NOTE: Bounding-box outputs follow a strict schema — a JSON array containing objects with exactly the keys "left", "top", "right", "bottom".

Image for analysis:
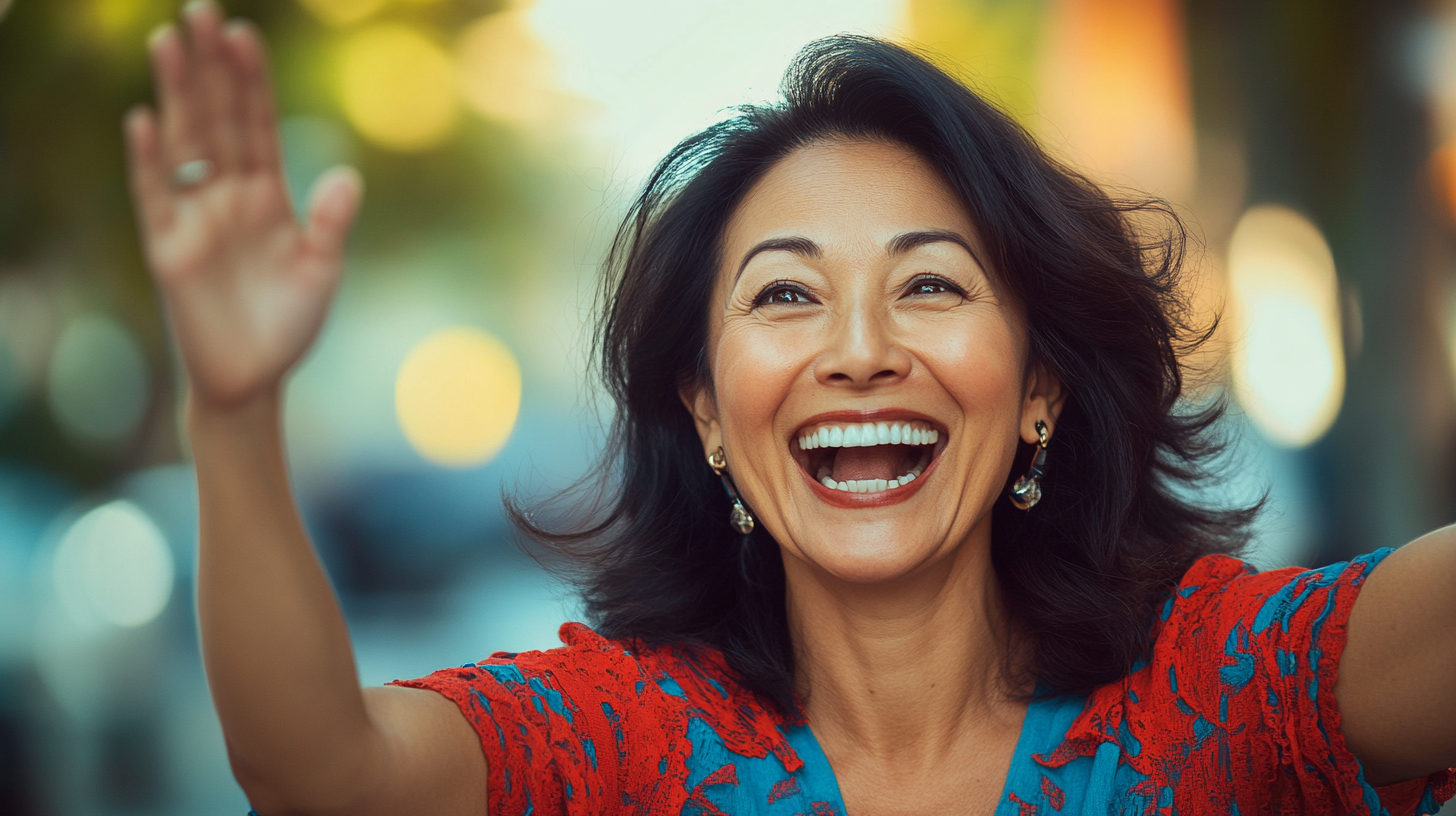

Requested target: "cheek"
[
  {"left": 712, "top": 322, "right": 817, "bottom": 434},
  {"left": 909, "top": 312, "right": 1025, "bottom": 408}
]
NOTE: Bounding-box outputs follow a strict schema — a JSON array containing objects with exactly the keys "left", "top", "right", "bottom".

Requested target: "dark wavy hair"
[{"left": 509, "top": 35, "right": 1257, "bottom": 714}]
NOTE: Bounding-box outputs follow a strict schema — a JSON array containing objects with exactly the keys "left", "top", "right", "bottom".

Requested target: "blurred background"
[{"left": 2, "top": 0, "right": 1455, "bottom": 812}]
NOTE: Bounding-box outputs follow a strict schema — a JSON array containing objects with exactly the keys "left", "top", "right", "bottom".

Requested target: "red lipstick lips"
[{"left": 790, "top": 409, "right": 946, "bottom": 508}]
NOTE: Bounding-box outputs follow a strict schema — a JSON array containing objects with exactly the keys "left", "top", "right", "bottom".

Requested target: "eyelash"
[
  {"left": 753, "top": 281, "right": 816, "bottom": 306},
  {"left": 903, "top": 275, "right": 967, "bottom": 298},
  {"left": 750, "top": 275, "right": 967, "bottom": 307}
]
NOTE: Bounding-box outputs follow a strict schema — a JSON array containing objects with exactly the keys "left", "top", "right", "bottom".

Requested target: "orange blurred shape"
[
  {"left": 1039, "top": 0, "right": 1196, "bottom": 201},
  {"left": 1432, "top": 141, "right": 1456, "bottom": 223}
]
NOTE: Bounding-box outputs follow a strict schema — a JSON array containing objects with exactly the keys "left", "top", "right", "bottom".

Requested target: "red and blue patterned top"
[{"left": 393, "top": 549, "right": 1456, "bottom": 815}]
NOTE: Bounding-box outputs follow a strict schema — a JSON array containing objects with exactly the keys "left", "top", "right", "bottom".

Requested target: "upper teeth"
[{"left": 798, "top": 422, "right": 939, "bottom": 450}]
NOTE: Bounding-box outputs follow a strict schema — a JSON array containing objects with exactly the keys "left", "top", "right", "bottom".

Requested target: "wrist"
[{"left": 186, "top": 384, "right": 285, "bottom": 443}]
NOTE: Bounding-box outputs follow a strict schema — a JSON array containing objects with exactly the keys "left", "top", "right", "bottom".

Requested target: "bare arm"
[
  {"left": 1336, "top": 528, "right": 1456, "bottom": 786},
  {"left": 125, "top": 3, "right": 485, "bottom": 813}
]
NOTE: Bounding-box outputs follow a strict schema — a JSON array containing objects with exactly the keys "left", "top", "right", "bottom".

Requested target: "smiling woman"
[
  {"left": 123, "top": 4, "right": 1456, "bottom": 816},
  {"left": 506, "top": 41, "right": 1247, "bottom": 714}
]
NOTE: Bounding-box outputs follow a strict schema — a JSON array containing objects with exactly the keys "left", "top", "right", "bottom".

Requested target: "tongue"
[{"left": 831, "top": 446, "right": 904, "bottom": 482}]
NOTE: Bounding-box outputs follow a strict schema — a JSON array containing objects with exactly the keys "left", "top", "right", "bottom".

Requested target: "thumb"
[{"left": 304, "top": 165, "right": 364, "bottom": 260}]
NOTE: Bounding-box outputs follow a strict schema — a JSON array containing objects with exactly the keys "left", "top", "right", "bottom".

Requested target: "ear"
[
  {"left": 1020, "top": 358, "right": 1067, "bottom": 444},
  {"left": 678, "top": 380, "right": 723, "bottom": 457}
]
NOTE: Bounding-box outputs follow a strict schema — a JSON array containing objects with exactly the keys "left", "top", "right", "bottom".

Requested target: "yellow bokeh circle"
[
  {"left": 337, "top": 24, "right": 458, "bottom": 151},
  {"left": 457, "top": 11, "right": 556, "bottom": 125},
  {"left": 395, "top": 327, "right": 522, "bottom": 468}
]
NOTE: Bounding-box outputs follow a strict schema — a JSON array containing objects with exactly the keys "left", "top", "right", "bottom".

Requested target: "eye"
[
  {"left": 754, "top": 282, "right": 817, "bottom": 306},
  {"left": 903, "top": 275, "right": 965, "bottom": 298}
]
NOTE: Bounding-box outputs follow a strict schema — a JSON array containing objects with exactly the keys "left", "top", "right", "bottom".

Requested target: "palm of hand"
[
  {"left": 154, "top": 174, "right": 337, "bottom": 405},
  {"left": 125, "top": 4, "right": 361, "bottom": 408}
]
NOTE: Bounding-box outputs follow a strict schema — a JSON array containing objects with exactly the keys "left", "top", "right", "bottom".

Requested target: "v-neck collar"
[
  {"left": 782, "top": 692, "right": 1087, "bottom": 815},
  {"left": 995, "top": 693, "right": 1089, "bottom": 813}
]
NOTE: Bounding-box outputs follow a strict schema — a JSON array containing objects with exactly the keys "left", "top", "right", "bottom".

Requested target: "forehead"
[{"left": 721, "top": 138, "right": 978, "bottom": 254}]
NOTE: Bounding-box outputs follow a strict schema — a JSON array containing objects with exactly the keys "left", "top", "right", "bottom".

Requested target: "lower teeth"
[{"left": 820, "top": 470, "right": 919, "bottom": 493}]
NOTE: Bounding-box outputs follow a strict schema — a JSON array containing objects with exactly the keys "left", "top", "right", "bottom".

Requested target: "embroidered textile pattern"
[{"left": 392, "top": 549, "right": 1456, "bottom": 816}]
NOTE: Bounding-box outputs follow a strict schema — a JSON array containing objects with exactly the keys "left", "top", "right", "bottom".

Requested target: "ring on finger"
[{"left": 171, "top": 158, "right": 215, "bottom": 190}]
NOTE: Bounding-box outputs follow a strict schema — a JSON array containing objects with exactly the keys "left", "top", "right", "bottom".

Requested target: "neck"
[{"left": 786, "top": 534, "right": 1026, "bottom": 764}]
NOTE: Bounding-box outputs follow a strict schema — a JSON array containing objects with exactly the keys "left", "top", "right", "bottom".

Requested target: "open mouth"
[{"left": 792, "top": 419, "right": 943, "bottom": 495}]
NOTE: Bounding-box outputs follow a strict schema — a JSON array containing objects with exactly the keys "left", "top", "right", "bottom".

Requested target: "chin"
[{"left": 782, "top": 525, "right": 951, "bottom": 585}]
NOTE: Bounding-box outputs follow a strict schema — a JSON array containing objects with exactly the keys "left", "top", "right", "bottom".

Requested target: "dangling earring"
[
  {"left": 1009, "top": 420, "right": 1050, "bottom": 510},
  {"left": 707, "top": 446, "right": 755, "bottom": 534}
]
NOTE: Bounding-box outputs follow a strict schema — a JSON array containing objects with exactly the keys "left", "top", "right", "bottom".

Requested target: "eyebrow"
[
  {"left": 887, "top": 229, "right": 984, "bottom": 268},
  {"left": 734, "top": 229, "right": 984, "bottom": 283},
  {"left": 735, "top": 236, "right": 821, "bottom": 281}
]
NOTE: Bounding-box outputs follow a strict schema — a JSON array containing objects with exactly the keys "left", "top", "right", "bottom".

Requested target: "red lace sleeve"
[
  {"left": 1045, "top": 549, "right": 1455, "bottom": 815},
  {"left": 389, "top": 623, "right": 694, "bottom": 815}
]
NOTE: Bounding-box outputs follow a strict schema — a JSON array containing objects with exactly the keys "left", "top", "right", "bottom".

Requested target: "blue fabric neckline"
[
  {"left": 784, "top": 691, "right": 1086, "bottom": 813},
  {"left": 996, "top": 693, "right": 1092, "bottom": 813},
  {"left": 782, "top": 721, "right": 849, "bottom": 805}
]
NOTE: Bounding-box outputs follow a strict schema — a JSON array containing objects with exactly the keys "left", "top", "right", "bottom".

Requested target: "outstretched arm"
[
  {"left": 125, "top": 3, "right": 485, "bottom": 813},
  {"left": 1337, "top": 528, "right": 1456, "bottom": 786}
]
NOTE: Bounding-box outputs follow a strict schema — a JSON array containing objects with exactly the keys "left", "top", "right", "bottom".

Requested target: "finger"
[
  {"left": 304, "top": 166, "right": 364, "bottom": 264},
  {"left": 148, "top": 23, "right": 206, "bottom": 169},
  {"left": 123, "top": 106, "right": 178, "bottom": 241},
  {"left": 222, "top": 19, "right": 282, "bottom": 176},
  {"left": 182, "top": 0, "right": 244, "bottom": 173}
]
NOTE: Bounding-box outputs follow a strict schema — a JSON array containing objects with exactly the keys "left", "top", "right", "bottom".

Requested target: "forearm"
[{"left": 190, "top": 389, "right": 381, "bottom": 813}]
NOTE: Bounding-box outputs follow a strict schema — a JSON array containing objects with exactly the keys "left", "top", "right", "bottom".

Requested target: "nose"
[{"left": 813, "top": 303, "right": 911, "bottom": 387}]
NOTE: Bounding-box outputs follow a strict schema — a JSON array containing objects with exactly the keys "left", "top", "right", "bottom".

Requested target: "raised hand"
[{"left": 124, "top": 1, "right": 361, "bottom": 409}]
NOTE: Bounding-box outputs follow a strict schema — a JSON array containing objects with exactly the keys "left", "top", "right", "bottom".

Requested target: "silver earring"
[
  {"left": 707, "top": 447, "right": 755, "bottom": 534},
  {"left": 1009, "top": 420, "right": 1050, "bottom": 510}
]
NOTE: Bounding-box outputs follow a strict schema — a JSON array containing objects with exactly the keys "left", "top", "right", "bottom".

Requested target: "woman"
[{"left": 123, "top": 3, "right": 1456, "bottom": 814}]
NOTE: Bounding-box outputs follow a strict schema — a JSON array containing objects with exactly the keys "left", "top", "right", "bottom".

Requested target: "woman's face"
[{"left": 685, "top": 139, "right": 1062, "bottom": 585}]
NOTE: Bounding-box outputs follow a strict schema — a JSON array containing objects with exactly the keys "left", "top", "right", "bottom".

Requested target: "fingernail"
[
  {"left": 183, "top": 0, "right": 219, "bottom": 18},
  {"left": 122, "top": 106, "right": 146, "bottom": 131},
  {"left": 147, "top": 23, "right": 174, "bottom": 47}
]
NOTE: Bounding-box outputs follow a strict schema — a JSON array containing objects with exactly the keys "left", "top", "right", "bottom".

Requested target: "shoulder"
[
  {"left": 391, "top": 623, "right": 802, "bottom": 814},
  {"left": 1029, "top": 550, "right": 1456, "bottom": 815},
  {"left": 402, "top": 623, "right": 748, "bottom": 713},
  {"left": 394, "top": 621, "right": 782, "bottom": 749},
  {"left": 1154, "top": 549, "right": 1388, "bottom": 635}
]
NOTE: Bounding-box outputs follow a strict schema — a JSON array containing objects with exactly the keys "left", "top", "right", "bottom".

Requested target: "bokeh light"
[
  {"left": 528, "top": 0, "right": 904, "bottom": 182},
  {"left": 46, "top": 314, "right": 149, "bottom": 449},
  {"left": 298, "top": 0, "right": 389, "bottom": 28},
  {"left": 903, "top": 0, "right": 1044, "bottom": 123},
  {"left": 1228, "top": 206, "right": 1346, "bottom": 448},
  {"left": 457, "top": 11, "right": 557, "bottom": 126},
  {"left": 85, "top": 0, "right": 153, "bottom": 40},
  {"left": 1038, "top": 0, "right": 1196, "bottom": 201},
  {"left": 52, "top": 500, "right": 174, "bottom": 630},
  {"left": 0, "top": 276, "right": 61, "bottom": 396},
  {"left": 1432, "top": 140, "right": 1456, "bottom": 223},
  {"left": 337, "top": 23, "right": 458, "bottom": 152},
  {"left": 395, "top": 327, "right": 522, "bottom": 468}
]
